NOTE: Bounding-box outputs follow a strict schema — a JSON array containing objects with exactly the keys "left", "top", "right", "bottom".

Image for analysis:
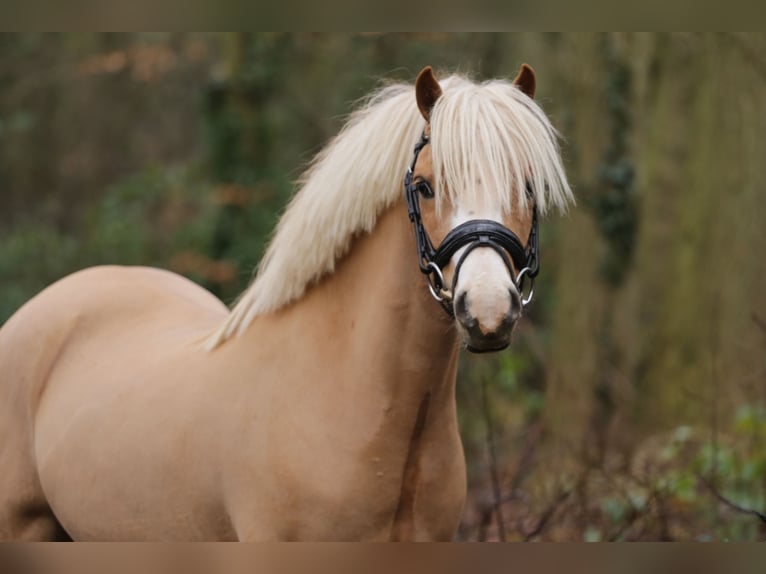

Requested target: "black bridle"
[{"left": 404, "top": 132, "right": 540, "bottom": 318}]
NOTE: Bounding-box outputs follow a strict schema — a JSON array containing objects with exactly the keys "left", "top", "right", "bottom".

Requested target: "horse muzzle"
[{"left": 454, "top": 286, "right": 521, "bottom": 353}]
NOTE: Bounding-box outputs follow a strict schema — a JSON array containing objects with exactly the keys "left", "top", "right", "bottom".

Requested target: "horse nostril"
[
  {"left": 507, "top": 288, "right": 522, "bottom": 324},
  {"left": 509, "top": 288, "right": 521, "bottom": 311},
  {"left": 455, "top": 291, "right": 469, "bottom": 320}
]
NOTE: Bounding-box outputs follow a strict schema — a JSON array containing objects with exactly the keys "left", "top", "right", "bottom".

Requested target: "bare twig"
[
  {"left": 480, "top": 371, "right": 506, "bottom": 541},
  {"left": 597, "top": 468, "right": 655, "bottom": 541},
  {"left": 697, "top": 474, "right": 766, "bottom": 525},
  {"left": 471, "top": 398, "right": 543, "bottom": 541},
  {"left": 608, "top": 488, "right": 659, "bottom": 541},
  {"left": 475, "top": 491, "right": 523, "bottom": 541},
  {"left": 522, "top": 488, "right": 572, "bottom": 541},
  {"left": 505, "top": 421, "right": 543, "bottom": 493}
]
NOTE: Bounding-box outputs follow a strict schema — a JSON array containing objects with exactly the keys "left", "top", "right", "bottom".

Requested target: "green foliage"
[
  {"left": 734, "top": 405, "right": 766, "bottom": 437},
  {"left": 602, "top": 496, "right": 629, "bottom": 523},
  {"left": 583, "top": 526, "right": 602, "bottom": 542},
  {"left": 0, "top": 224, "right": 78, "bottom": 321},
  {"left": 0, "top": 165, "right": 219, "bottom": 325},
  {"left": 656, "top": 415, "right": 766, "bottom": 541}
]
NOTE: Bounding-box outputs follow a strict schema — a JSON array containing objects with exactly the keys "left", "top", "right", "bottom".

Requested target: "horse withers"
[{"left": 0, "top": 65, "right": 572, "bottom": 540}]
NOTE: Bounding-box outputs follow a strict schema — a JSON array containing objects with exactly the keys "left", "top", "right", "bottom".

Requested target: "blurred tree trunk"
[{"left": 535, "top": 33, "right": 766, "bottom": 482}]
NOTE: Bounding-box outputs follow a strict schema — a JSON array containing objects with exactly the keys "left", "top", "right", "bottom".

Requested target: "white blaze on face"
[{"left": 450, "top": 195, "right": 520, "bottom": 335}]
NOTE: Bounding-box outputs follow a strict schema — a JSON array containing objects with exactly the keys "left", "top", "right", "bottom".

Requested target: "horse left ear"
[
  {"left": 416, "top": 66, "right": 443, "bottom": 121},
  {"left": 513, "top": 63, "right": 536, "bottom": 99}
]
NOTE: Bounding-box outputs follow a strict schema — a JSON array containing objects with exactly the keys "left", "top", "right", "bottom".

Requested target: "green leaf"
[{"left": 584, "top": 527, "right": 602, "bottom": 542}]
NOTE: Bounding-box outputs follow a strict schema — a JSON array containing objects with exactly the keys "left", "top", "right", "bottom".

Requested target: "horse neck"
[{"left": 248, "top": 200, "right": 460, "bottom": 398}]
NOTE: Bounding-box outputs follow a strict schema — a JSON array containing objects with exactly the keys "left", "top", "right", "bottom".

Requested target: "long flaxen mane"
[{"left": 207, "top": 73, "right": 573, "bottom": 348}]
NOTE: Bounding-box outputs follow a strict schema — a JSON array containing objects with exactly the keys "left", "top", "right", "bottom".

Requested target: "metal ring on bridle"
[
  {"left": 425, "top": 261, "right": 447, "bottom": 302},
  {"left": 515, "top": 267, "right": 535, "bottom": 307}
]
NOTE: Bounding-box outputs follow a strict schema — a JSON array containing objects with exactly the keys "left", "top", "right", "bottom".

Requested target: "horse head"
[{"left": 406, "top": 64, "right": 558, "bottom": 352}]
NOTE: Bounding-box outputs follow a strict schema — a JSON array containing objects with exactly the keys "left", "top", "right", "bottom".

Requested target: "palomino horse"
[{"left": 0, "top": 65, "right": 572, "bottom": 541}]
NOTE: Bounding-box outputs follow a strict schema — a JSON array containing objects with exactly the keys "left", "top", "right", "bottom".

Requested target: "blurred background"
[{"left": 1, "top": 33, "right": 765, "bottom": 541}]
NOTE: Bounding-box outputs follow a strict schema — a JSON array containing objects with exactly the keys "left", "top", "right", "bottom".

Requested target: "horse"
[{"left": 0, "top": 65, "right": 572, "bottom": 541}]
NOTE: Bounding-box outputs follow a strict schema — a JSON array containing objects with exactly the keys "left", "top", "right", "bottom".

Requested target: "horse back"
[{"left": 0, "top": 265, "right": 225, "bottom": 408}]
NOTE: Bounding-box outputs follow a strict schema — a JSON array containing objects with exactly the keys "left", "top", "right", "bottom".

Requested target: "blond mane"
[{"left": 207, "top": 73, "right": 573, "bottom": 348}]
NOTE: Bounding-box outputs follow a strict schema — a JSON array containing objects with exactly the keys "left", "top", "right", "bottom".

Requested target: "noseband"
[{"left": 404, "top": 132, "right": 540, "bottom": 318}]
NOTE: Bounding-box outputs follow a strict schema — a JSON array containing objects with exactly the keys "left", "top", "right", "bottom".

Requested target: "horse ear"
[
  {"left": 416, "top": 66, "right": 443, "bottom": 121},
  {"left": 513, "top": 63, "right": 536, "bottom": 99}
]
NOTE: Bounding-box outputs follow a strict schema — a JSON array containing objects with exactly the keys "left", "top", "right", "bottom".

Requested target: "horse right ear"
[
  {"left": 416, "top": 66, "right": 443, "bottom": 122},
  {"left": 513, "top": 63, "right": 536, "bottom": 99}
]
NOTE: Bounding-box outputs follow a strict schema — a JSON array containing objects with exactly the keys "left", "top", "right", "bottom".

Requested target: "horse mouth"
[
  {"left": 458, "top": 316, "right": 515, "bottom": 354},
  {"left": 465, "top": 341, "right": 510, "bottom": 354},
  {"left": 463, "top": 329, "right": 512, "bottom": 353}
]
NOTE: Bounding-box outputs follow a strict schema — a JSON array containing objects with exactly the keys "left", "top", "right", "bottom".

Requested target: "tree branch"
[
  {"left": 522, "top": 488, "right": 572, "bottom": 541},
  {"left": 697, "top": 473, "right": 766, "bottom": 525}
]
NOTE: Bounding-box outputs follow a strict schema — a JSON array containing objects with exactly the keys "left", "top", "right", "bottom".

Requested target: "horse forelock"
[
  {"left": 430, "top": 78, "right": 573, "bottom": 218},
  {"left": 207, "top": 74, "right": 573, "bottom": 349}
]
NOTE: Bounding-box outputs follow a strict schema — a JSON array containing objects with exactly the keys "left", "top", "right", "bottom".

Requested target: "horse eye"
[
  {"left": 417, "top": 180, "right": 434, "bottom": 199},
  {"left": 525, "top": 180, "right": 534, "bottom": 198}
]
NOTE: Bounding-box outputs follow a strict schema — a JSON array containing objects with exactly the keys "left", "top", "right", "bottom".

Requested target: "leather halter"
[{"left": 404, "top": 132, "right": 540, "bottom": 318}]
